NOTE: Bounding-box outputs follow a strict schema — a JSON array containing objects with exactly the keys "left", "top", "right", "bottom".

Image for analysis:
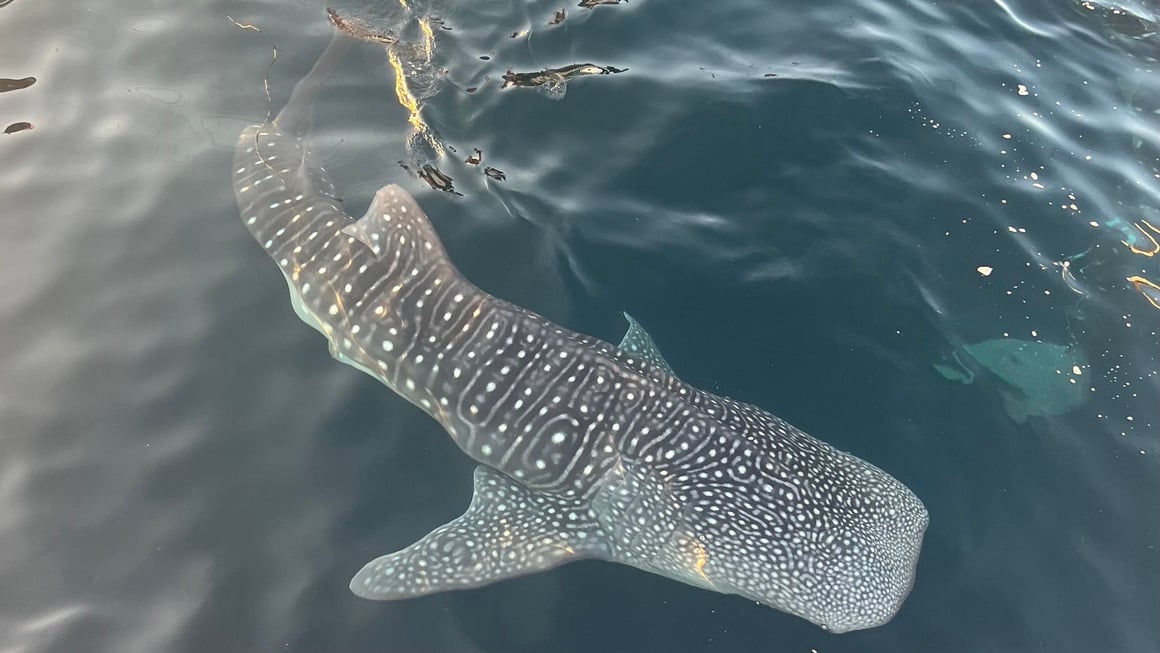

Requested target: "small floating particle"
[
  {"left": 1017, "top": 84, "right": 1029, "bottom": 96},
  {"left": 4, "top": 121, "right": 32, "bottom": 134},
  {"left": 550, "top": 9, "right": 566, "bottom": 25},
  {"left": 465, "top": 148, "right": 482, "bottom": 165},
  {"left": 483, "top": 166, "right": 506, "bottom": 181},
  {"left": 977, "top": 266, "right": 993, "bottom": 276},
  {"left": 1072, "top": 365, "right": 1082, "bottom": 375},
  {"left": 465, "top": 86, "right": 478, "bottom": 93},
  {"left": 1002, "top": 133, "right": 1012, "bottom": 139},
  {"left": 763, "top": 73, "right": 778, "bottom": 78}
]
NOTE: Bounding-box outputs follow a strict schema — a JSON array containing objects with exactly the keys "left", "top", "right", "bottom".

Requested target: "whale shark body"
[{"left": 233, "top": 32, "right": 928, "bottom": 633}]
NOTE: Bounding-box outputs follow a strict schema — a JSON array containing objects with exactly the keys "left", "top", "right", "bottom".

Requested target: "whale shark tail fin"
[{"left": 273, "top": 29, "right": 354, "bottom": 138}]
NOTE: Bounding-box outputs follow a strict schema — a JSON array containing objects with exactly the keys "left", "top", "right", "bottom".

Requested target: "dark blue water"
[{"left": 1, "top": 0, "right": 1156, "bottom": 651}]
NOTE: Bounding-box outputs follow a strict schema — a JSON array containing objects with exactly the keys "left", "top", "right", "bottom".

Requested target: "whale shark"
[{"left": 233, "top": 28, "right": 928, "bottom": 633}]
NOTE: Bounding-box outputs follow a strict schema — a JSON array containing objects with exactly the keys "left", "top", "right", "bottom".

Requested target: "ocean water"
[{"left": 0, "top": 0, "right": 1157, "bottom": 651}]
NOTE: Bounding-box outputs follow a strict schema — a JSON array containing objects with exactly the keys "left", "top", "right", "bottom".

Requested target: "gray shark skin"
[{"left": 234, "top": 33, "right": 928, "bottom": 634}]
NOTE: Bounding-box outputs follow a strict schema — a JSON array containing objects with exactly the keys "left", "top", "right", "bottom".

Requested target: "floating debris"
[
  {"left": 4, "top": 121, "right": 32, "bottom": 134},
  {"left": 1055, "top": 258, "right": 1085, "bottom": 295},
  {"left": 501, "top": 63, "right": 626, "bottom": 89},
  {"left": 327, "top": 7, "right": 397, "bottom": 44},
  {"left": 414, "top": 163, "right": 462, "bottom": 196},
  {"left": 550, "top": 9, "right": 566, "bottom": 25},
  {"left": 1127, "top": 276, "right": 1160, "bottom": 310},
  {"left": 977, "top": 266, "right": 994, "bottom": 276},
  {"left": 0, "top": 77, "right": 35, "bottom": 93},
  {"left": 579, "top": 0, "right": 625, "bottom": 7},
  {"left": 483, "top": 166, "right": 506, "bottom": 181},
  {"left": 226, "top": 15, "right": 261, "bottom": 32},
  {"left": 1073, "top": 0, "right": 1157, "bottom": 39},
  {"left": 1121, "top": 219, "right": 1159, "bottom": 257},
  {"left": 465, "top": 148, "right": 482, "bottom": 165},
  {"left": 465, "top": 86, "right": 478, "bottom": 93}
]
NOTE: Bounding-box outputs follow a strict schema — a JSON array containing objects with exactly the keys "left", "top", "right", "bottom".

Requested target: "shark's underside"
[{"left": 233, "top": 29, "right": 928, "bottom": 633}]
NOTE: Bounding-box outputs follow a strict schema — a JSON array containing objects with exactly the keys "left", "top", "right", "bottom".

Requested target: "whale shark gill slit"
[{"left": 233, "top": 27, "right": 928, "bottom": 634}]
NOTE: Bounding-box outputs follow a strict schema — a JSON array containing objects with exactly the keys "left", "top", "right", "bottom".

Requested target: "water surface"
[{"left": 0, "top": 0, "right": 1156, "bottom": 651}]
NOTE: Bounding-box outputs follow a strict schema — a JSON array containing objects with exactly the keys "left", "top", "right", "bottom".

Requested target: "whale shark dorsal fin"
[
  {"left": 618, "top": 313, "right": 674, "bottom": 376},
  {"left": 350, "top": 466, "right": 608, "bottom": 599},
  {"left": 341, "top": 184, "right": 449, "bottom": 262},
  {"left": 339, "top": 197, "right": 387, "bottom": 256}
]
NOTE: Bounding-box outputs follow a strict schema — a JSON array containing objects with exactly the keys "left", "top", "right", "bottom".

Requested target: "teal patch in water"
[{"left": 935, "top": 339, "right": 1088, "bottom": 423}]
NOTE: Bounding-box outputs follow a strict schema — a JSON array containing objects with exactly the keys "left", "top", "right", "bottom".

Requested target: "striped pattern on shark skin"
[{"left": 233, "top": 31, "right": 928, "bottom": 634}]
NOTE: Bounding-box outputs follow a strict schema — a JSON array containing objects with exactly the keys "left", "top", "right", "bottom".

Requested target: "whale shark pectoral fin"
[
  {"left": 350, "top": 466, "right": 608, "bottom": 600},
  {"left": 278, "top": 265, "right": 378, "bottom": 378},
  {"left": 285, "top": 275, "right": 325, "bottom": 335},
  {"left": 618, "top": 313, "right": 675, "bottom": 375}
]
